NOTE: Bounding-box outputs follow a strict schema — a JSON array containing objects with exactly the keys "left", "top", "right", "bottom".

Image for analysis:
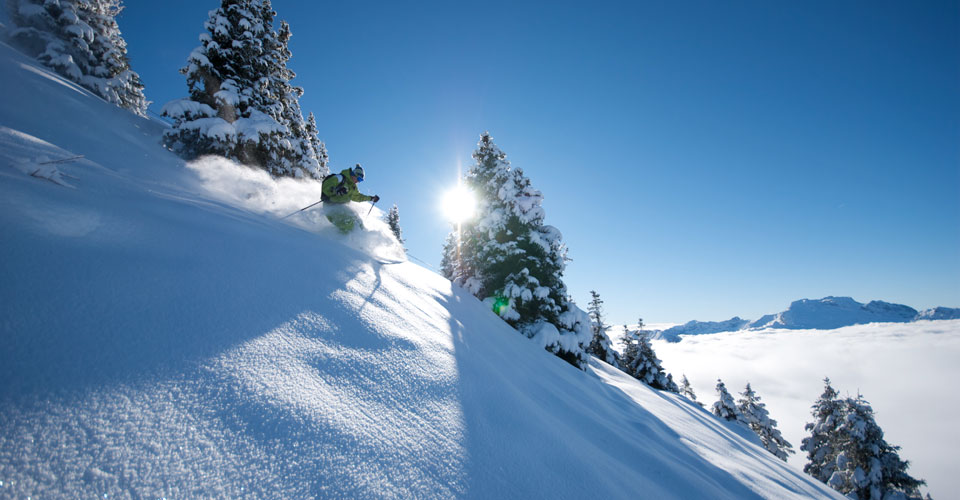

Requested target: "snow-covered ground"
[
  {"left": 653, "top": 321, "right": 959, "bottom": 500},
  {"left": 0, "top": 40, "right": 846, "bottom": 499}
]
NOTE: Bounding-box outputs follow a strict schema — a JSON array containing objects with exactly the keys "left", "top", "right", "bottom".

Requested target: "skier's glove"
[
  {"left": 335, "top": 186, "right": 347, "bottom": 196},
  {"left": 372, "top": 195, "right": 380, "bottom": 203}
]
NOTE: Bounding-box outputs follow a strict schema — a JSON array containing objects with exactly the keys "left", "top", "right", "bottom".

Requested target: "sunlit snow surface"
[
  {"left": 653, "top": 321, "right": 960, "bottom": 500},
  {"left": 0, "top": 41, "right": 844, "bottom": 498}
]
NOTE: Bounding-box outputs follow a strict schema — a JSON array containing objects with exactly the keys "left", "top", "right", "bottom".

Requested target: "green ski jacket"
[{"left": 321, "top": 168, "right": 374, "bottom": 204}]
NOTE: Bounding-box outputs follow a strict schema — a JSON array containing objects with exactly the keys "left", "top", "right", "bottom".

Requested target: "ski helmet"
[{"left": 352, "top": 164, "right": 364, "bottom": 181}]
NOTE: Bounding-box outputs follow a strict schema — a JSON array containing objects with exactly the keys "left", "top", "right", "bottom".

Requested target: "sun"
[{"left": 441, "top": 183, "right": 476, "bottom": 224}]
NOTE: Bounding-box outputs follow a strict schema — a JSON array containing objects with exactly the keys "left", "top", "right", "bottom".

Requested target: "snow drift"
[{"left": 0, "top": 40, "right": 841, "bottom": 498}]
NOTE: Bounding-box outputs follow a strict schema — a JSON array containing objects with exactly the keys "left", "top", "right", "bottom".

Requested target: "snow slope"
[
  {"left": 654, "top": 321, "right": 958, "bottom": 500},
  {"left": 0, "top": 41, "right": 840, "bottom": 498}
]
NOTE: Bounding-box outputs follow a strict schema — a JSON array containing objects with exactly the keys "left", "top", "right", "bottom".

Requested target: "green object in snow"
[
  {"left": 321, "top": 167, "right": 375, "bottom": 204},
  {"left": 492, "top": 295, "right": 510, "bottom": 316}
]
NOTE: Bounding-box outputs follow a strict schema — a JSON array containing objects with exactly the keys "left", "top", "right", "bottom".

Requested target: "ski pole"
[
  {"left": 38, "top": 155, "right": 84, "bottom": 165},
  {"left": 365, "top": 199, "right": 378, "bottom": 219},
  {"left": 281, "top": 199, "right": 322, "bottom": 219}
]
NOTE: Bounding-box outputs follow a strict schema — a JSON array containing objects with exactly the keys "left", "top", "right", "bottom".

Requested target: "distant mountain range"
[{"left": 650, "top": 297, "right": 960, "bottom": 342}]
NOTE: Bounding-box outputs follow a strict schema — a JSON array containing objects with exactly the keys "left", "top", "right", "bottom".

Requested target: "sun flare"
[{"left": 441, "top": 183, "right": 476, "bottom": 224}]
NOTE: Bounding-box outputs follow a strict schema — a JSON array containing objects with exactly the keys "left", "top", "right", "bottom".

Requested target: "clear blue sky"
[{"left": 118, "top": 0, "right": 959, "bottom": 325}]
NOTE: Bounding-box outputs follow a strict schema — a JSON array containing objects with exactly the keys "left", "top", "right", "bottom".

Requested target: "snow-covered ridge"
[
  {"left": 916, "top": 306, "right": 960, "bottom": 321},
  {"left": 652, "top": 317, "right": 751, "bottom": 342},
  {"left": 651, "top": 296, "right": 960, "bottom": 341}
]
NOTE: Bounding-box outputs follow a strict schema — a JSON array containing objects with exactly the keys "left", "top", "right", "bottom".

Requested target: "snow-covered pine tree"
[
  {"left": 712, "top": 378, "right": 742, "bottom": 422},
  {"left": 585, "top": 291, "right": 619, "bottom": 366},
  {"left": 587, "top": 291, "right": 604, "bottom": 328},
  {"left": 260, "top": 17, "right": 326, "bottom": 178},
  {"left": 801, "top": 377, "right": 845, "bottom": 484},
  {"left": 679, "top": 374, "right": 704, "bottom": 407},
  {"left": 306, "top": 112, "right": 329, "bottom": 173},
  {"left": 665, "top": 372, "right": 678, "bottom": 393},
  {"left": 387, "top": 204, "right": 404, "bottom": 245},
  {"left": 7, "top": 0, "right": 147, "bottom": 115},
  {"left": 161, "top": 0, "right": 324, "bottom": 179},
  {"left": 622, "top": 330, "right": 678, "bottom": 392},
  {"left": 443, "top": 132, "right": 590, "bottom": 368},
  {"left": 161, "top": 0, "right": 262, "bottom": 162},
  {"left": 737, "top": 383, "right": 794, "bottom": 461},
  {"left": 619, "top": 325, "right": 638, "bottom": 370},
  {"left": 440, "top": 232, "right": 460, "bottom": 282},
  {"left": 76, "top": 0, "right": 147, "bottom": 113},
  {"left": 826, "top": 395, "right": 926, "bottom": 500}
]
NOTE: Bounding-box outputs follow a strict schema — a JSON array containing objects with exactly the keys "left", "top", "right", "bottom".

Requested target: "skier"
[{"left": 321, "top": 164, "right": 380, "bottom": 233}]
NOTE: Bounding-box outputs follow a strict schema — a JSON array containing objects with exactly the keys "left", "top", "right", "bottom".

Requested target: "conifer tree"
[
  {"left": 619, "top": 325, "right": 638, "bottom": 371},
  {"left": 262, "top": 18, "right": 326, "bottom": 178},
  {"left": 587, "top": 291, "right": 605, "bottom": 331},
  {"left": 306, "top": 113, "right": 329, "bottom": 172},
  {"left": 443, "top": 132, "right": 590, "bottom": 368},
  {"left": 387, "top": 204, "right": 404, "bottom": 245},
  {"left": 826, "top": 395, "right": 925, "bottom": 500},
  {"left": 679, "top": 374, "right": 704, "bottom": 407},
  {"left": 712, "top": 379, "right": 742, "bottom": 422},
  {"left": 161, "top": 0, "right": 325, "bottom": 179},
  {"left": 440, "top": 232, "right": 460, "bottom": 282},
  {"left": 622, "top": 329, "right": 678, "bottom": 391},
  {"left": 737, "top": 383, "right": 794, "bottom": 461},
  {"left": 8, "top": 0, "right": 147, "bottom": 115},
  {"left": 161, "top": 0, "right": 265, "bottom": 162},
  {"left": 801, "top": 378, "right": 844, "bottom": 483},
  {"left": 585, "top": 291, "right": 619, "bottom": 366},
  {"left": 801, "top": 380, "right": 926, "bottom": 499},
  {"left": 441, "top": 226, "right": 481, "bottom": 290}
]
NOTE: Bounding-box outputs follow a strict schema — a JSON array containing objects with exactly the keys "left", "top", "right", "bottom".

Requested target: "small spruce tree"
[
  {"left": 826, "top": 395, "right": 926, "bottom": 500},
  {"left": 305, "top": 112, "right": 329, "bottom": 173},
  {"left": 387, "top": 204, "right": 404, "bottom": 245},
  {"left": 737, "top": 383, "right": 794, "bottom": 461},
  {"left": 440, "top": 232, "right": 460, "bottom": 281},
  {"left": 619, "top": 325, "right": 637, "bottom": 370},
  {"left": 712, "top": 379, "right": 742, "bottom": 422},
  {"left": 622, "top": 329, "right": 678, "bottom": 392},
  {"left": 801, "top": 377, "right": 845, "bottom": 483},
  {"left": 585, "top": 291, "right": 619, "bottom": 367},
  {"left": 679, "top": 374, "right": 704, "bottom": 408}
]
